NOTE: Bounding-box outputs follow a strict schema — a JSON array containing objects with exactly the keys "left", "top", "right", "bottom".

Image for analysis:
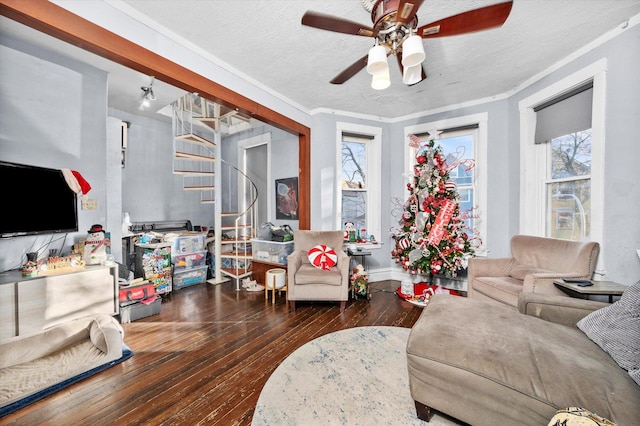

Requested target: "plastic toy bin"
[{"left": 251, "top": 239, "right": 294, "bottom": 265}]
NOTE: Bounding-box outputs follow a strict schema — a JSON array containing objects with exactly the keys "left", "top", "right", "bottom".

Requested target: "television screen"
[{"left": 0, "top": 161, "right": 79, "bottom": 238}]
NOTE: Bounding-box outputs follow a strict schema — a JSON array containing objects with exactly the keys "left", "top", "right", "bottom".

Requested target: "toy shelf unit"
[
  {"left": 170, "top": 232, "right": 208, "bottom": 290},
  {"left": 134, "top": 242, "right": 173, "bottom": 295}
]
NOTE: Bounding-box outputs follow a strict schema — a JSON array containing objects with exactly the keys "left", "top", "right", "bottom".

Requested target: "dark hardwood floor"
[{"left": 2, "top": 280, "right": 423, "bottom": 426}]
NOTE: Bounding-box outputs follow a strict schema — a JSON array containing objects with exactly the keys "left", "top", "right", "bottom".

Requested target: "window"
[
  {"left": 413, "top": 129, "right": 478, "bottom": 235},
  {"left": 336, "top": 123, "right": 381, "bottom": 245},
  {"left": 546, "top": 129, "right": 592, "bottom": 240},
  {"left": 519, "top": 59, "right": 606, "bottom": 275},
  {"left": 405, "top": 113, "right": 488, "bottom": 254}
]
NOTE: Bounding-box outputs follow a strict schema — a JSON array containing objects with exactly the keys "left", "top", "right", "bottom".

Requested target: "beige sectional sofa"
[
  {"left": 468, "top": 234, "right": 600, "bottom": 307},
  {"left": 0, "top": 313, "right": 125, "bottom": 413},
  {"left": 406, "top": 289, "right": 640, "bottom": 425}
]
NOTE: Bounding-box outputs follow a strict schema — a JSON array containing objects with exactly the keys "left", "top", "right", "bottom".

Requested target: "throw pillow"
[
  {"left": 547, "top": 407, "right": 615, "bottom": 426},
  {"left": 308, "top": 245, "right": 337, "bottom": 270},
  {"left": 89, "top": 319, "right": 109, "bottom": 353},
  {"left": 577, "top": 281, "right": 640, "bottom": 386}
]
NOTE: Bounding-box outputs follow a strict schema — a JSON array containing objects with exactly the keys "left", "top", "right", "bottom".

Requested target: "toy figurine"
[
  {"left": 344, "top": 221, "right": 356, "bottom": 241},
  {"left": 83, "top": 224, "right": 111, "bottom": 265}
]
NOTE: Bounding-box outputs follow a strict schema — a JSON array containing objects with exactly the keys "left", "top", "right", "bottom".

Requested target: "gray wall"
[
  {"left": 221, "top": 124, "right": 299, "bottom": 229},
  {"left": 113, "top": 108, "right": 216, "bottom": 230},
  {"left": 0, "top": 32, "right": 112, "bottom": 271}
]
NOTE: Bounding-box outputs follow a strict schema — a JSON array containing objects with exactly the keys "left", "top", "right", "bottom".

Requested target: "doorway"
[{"left": 239, "top": 133, "right": 270, "bottom": 229}]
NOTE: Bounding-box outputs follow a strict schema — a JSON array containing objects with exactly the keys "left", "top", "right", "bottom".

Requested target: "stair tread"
[{"left": 175, "top": 133, "right": 216, "bottom": 147}]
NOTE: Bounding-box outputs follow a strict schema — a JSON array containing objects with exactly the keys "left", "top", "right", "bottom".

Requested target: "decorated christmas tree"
[{"left": 391, "top": 135, "right": 478, "bottom": 277}]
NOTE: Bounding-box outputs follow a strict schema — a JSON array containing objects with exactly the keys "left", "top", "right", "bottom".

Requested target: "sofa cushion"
[
  {"left": 508, "top": 264, "right": 551, "bottom": 280},
  {"left": 307, "top": 245, "right": 337, "bottom": 270},
  {"left": 294, "top": 263, "right": 343, "bottom": 285},
  {"left": 472, "top": 276, "right": 522, "bottom": 306},
  {"left": 577, "top": 281, "right": 640, "bottom": 386},
  {"left": 407, "top": 295, "right": 640, "bottom": 425}
]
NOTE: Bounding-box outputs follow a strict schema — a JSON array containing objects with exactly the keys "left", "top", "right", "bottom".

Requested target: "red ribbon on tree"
[{"left": 426, "top": 199, "right": 456, "bottom": 246}]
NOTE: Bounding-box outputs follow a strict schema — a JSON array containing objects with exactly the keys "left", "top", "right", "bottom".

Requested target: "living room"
[
  {"left": 1, "top": 1, "right": 639, "bottom": 424},
  {"left": 1, "top": 1, "right": 638, "bottom": 284}
]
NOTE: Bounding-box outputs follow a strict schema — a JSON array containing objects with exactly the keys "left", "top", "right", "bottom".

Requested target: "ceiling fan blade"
[
  {"left": 395, "top": 0, "right": 425, "bottom": 25},
  {"left": 330, "top": 54, "right": 369, "bottom": 85},
  {"left": 417, "top": 1, "right": 513, "bottom": 38},
  {"left": 302, "top": 11, "right": 377, "bottom": 37}
]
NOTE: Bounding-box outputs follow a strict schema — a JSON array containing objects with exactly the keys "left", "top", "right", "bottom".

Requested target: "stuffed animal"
[
  {"left": 350, "top": 263, "right": 369, "bottom": 298},
  {"left": 344, "top": 221, "right": 355, "bottom": 241}
]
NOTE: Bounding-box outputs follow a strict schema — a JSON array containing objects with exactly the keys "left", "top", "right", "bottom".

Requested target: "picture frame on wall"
[{"left": 276, "top": 177, "right": 299, "bottom": 220}]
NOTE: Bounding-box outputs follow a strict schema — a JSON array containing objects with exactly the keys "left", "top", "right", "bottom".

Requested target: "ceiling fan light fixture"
[
  {"left": 371, "top": 67, "right": 390, "bottom": 90},
  {"left": 366, "top": 44, "right": 388, "bottom": 75},
  {"left": 402, "top": 64, "right": 422, "bottom": 85},
  {"left": 401, "top": 34, "right": 425, "bottom": 67}
]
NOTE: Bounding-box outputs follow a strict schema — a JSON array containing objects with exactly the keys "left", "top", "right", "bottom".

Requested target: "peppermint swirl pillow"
[{"left": 308, "top": 245, "right": 337, "bottom": 270}]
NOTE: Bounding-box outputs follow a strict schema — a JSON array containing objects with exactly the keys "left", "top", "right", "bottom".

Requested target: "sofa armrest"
[
  {"left": 517, "top": 292, "right": 609, "bottom": 327},
  {"left": 522, "top": 272, "right": 592, "bottom": 295},
  {"left": 337, "top": 250, "right": 350, "bottom": 280},
  {"left": 467, "top": 257, "right": 515, "bottom": 298},
  {"left": 468, "top": 257, "right": 514, "bottom": 277}
]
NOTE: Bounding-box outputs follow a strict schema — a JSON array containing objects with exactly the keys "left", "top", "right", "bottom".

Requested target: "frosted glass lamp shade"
[
  {"left": 371, "top": 68, "right": 391, "bottom": 90},
  {"left": 402, "top": 64, "right": 422, "bottom": 85},
  {"left": 367, "top": 44, "right": 389, "bottom": 75},
  {"left": 401, "top": 35, "right": 425, "bottom": 67}
]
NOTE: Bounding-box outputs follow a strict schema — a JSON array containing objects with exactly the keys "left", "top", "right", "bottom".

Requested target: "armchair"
[
  {"left": 287, "top": 230, "right": 350, "bottom": 312},
  {"left": 467, "top": 234, "right": 599, "bottom": 307}
]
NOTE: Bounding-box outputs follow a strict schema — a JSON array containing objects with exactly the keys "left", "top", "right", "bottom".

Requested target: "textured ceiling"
[
  {"left": 114, "top": 0, "right": 640, "bottom": 119},
  {"left": 2, "top": 1, "right": 639, "bottom": 125}
]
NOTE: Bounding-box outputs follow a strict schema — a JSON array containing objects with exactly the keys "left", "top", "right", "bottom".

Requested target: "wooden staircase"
[{"left": 172, "top": 94, "right": 257, "bottom": 288}]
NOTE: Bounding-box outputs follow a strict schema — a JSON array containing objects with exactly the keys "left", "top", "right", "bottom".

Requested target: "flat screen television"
[{"left": 0, "top": 161, "right": 79, "bottom": 238}]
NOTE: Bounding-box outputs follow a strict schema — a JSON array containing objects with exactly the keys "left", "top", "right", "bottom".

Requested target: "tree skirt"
[
  {"left": 252, "top": 326, "right": 461, "bottom": 425},
  {"left": 395, "top": 283, "right": 462, "bottom": 307}
]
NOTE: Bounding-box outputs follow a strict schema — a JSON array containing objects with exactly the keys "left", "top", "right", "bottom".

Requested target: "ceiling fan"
[{"left": 301, "top": 0, "right": 513, "bottom": 88}]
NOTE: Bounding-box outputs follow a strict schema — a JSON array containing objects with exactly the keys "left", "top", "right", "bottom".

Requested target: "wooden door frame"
[{"left": 0, "top": 0, "right": 310, "bottom": 229}]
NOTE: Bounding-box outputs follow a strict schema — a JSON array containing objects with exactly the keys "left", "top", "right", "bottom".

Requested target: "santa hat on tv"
[{"left": 61, "top": 169, "right": 92, "bottom": 200}]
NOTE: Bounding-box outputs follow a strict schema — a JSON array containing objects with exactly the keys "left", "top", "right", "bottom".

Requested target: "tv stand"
[{"left": 0, "top": 264, "right": 118, "bottom": 341}]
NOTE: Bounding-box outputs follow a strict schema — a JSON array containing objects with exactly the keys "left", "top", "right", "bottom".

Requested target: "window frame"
[
  {"left": 518, "top": 59, "right": 606, "bottom": 276},
  {"left": 336, "top": 122, "right": 382, "bottom": 248},
  {"left": 404, "top": 113, "right": 488, "bottom": 256}
]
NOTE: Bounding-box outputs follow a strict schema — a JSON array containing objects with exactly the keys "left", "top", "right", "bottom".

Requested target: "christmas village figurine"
[
  {"left": 391, "top": 134, "right": 479, "bottom": 279},
  {"left": 344, "top": 221, "right": 356, "bottom": 241},
  {"left": 350, "top": 263, "right": 370, "bottom": 299},
  {"left": 83, "top": 224, "right": 111, "bottom": 265},
  {"left": 21, "top": 260, "right": 38, "bottom": 277}
]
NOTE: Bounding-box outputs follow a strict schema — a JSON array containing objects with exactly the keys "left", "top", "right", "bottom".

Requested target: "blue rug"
[
  {"left": 252, "top": 326, "right": 461, "bottom": 425},
  {"left": 0, "top": 343, "right": 133, "bottom": 418}
]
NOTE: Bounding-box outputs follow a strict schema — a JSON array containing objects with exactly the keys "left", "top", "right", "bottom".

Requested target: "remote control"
[
  {"left": 577, "top": 281, "right": 594, "bottom": 287},
  {"left": 563, "top": 278, "right": 592, "bottom": 284}
]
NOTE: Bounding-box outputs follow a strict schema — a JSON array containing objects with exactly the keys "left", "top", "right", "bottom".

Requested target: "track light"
[{"left": 139, "top": 76, "right": 156, "bottom": 110}]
